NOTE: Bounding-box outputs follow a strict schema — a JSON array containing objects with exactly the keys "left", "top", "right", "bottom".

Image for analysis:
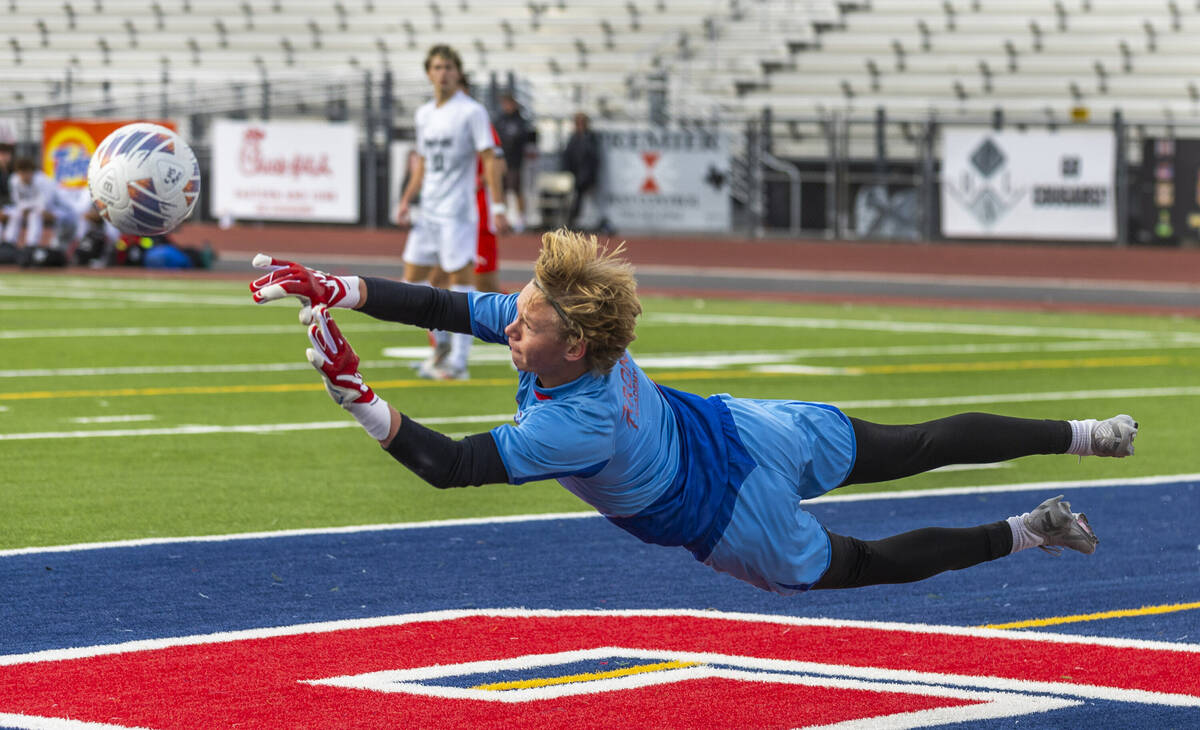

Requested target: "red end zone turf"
[{"left": 1, "top": 611, "right": 1198, "bottom": 729}]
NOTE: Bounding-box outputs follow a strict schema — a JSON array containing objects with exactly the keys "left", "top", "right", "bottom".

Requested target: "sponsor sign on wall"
[
  {"left": 212, "top": 120, "right": 359, "bottom": 222},
  {"left": 41, "top": 119, "right": 176, "bottom": 188},
  {"left": 596, "top": 127, "right": 731, "bottom": 232},
  {"left": 941, "top": 127, "right": 1115, "bottom": 240}
]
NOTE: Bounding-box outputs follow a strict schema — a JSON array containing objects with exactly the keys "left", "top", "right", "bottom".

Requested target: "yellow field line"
[
  {"left": 0, "top": 355, "right": 1178, "bottom": 401},
  {"left": 981, "top": 600, "right": 1200, "bottom": 630},
  {"left": 0, "top": 378, "right": 516, "bottom": 401},
  {"left": 472, "top": 660, "right": 699, "bottom": 691}
]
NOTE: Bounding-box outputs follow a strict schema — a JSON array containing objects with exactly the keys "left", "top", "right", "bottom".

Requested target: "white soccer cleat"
[
  {"left": 1089, "top": 414, "right": 1138, "bottom": 457},
  {"left": 1023, "top": 495, "right": 1099, "bottom": 555},
  {"left": 415, "top": 361, "right": 469, "bottom": 381}
]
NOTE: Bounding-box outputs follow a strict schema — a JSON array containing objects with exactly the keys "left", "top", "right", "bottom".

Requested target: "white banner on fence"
[
  {"left": 212, "top": 120, "right": 359, "bottom": 223},
  {"left": 0, "top": 117, "right": 18, "bottom": 144},
  {"left": 941, "top": 127, "right": 1115, "bottom": 240},
  {"left": 596, "top": 128, "right": 731, "bottom": 232}
]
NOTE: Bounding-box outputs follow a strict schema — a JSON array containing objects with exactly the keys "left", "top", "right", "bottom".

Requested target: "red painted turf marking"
[{"left": 1, "top": 614, "right": 1197, "bottom": 728}]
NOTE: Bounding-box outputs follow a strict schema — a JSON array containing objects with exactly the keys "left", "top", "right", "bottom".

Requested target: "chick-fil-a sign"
[
  {"left": 238, "top": 127, "right": 334, "bottom": 179},
  {"left": 213, "top": 120, "right": 358, "bottom": 222}
]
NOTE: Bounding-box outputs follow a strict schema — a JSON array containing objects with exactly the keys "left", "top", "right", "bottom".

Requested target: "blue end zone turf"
[{"left": 3, "top": 479, "right": 1197, "bottom": 654}]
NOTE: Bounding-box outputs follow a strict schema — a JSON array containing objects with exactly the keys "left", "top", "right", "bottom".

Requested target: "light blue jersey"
[{"left": 469, "top": 291, "right": 857, "bottom": 594}]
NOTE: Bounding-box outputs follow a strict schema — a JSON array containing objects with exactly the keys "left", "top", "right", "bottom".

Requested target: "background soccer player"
[{"left": 395, "top": 45, "right": 508, "bottom": 381}]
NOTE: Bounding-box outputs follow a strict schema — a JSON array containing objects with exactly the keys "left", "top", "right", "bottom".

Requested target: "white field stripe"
[
  {"left": 380, "top": 346, "right": 513, "bottom": 362},
  {"left": 643, "top": 312, "right": 1200, "bottom": 343},
  {"left": 7, "top": 313, "right": 1199, "bottom": 343},
  {"left": 807, "top": 472, "right": 1200, "bottom": 504},
  {"left": 832, "top": 385, "right": 1200, "bottom": 409},
  {"left": 7, "top": 338, "right": 1198, "bottom": 380},
  {"left": 0, "top": 301, "right": 152, "bottom": 311},
  {"left": 0, "top": 356, "right": 510, "bottom": 378},
  {"left": 2, "top": 606, "right": 1197, "bottom": 667},
  {"left": 0, "top": 716, "right": 156, "bottom": 730},
  {"left": 2, "top": 473, "right": 1197, "bottom": 559},
  {"left": 0, "top": 413, "right": 513, "bottom": 442},
  {"left": 4, "top": 385, "right": 1198, "bottom": 441},
  {"left": 0, "top": 286, "right": 248, "bottom": 307},
  {"left": 68, "top": 414, "right": 156, "bottom": 424},
  {"left": 0, "top": 277, "right": 237, "bottom": 291},
  {"left": 0, "top": 511, "right": 597, "bottom": 558},
  {"left": 0, "top": 322, "right": 401, "bottom": 340},
  {"left": 927, "top": 462, "right": 1010, "bottom": 473},
  {"left": 629, "top": 261, "right": 1200, "bottom": 294}
]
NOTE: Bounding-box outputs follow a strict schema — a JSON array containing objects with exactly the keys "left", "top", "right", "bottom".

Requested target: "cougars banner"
[
  {"left": 596, "top": 127, "right": 731, "bottom": 232},
  {"left": 211, "top": 119, "right": 359, "bottom": 223},
  {"left": 41, "top": 118, "right": 176, "bottom": 188},
  {"left": 941, "top": 127, "right": 1115, "bottom": 240}
]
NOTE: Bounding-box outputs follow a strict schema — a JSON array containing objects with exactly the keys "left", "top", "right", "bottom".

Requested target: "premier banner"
[
  {"left": 596, "top": 127, "right": 731, "bottom": 232},
  {"left": 211, "top": 120, "right": 359, "bottom": 223},
  {"left": 941, "top": 127, "right": 1115, "bottom": 240}
]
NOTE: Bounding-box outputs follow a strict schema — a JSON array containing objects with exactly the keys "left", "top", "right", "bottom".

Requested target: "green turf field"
[{"left": 2, "top": 272, "right": 1197, "bottom": 550}]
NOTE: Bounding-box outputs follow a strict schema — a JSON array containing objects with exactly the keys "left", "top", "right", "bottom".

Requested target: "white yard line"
[
  {"left": 3, "top": 385, "right": 1197, "bottom": 441},
  {"left": 0, "top": 322, "right": 401, "bottom": 340},
  {"left": 642, "top": 312, "right": 1200, "bottom": 343},
  {"left": 627, "top": 261, "right": 1200, "bottom": 294},
  {"left": 831, "top": 385, "right": 1200, "bottom": 409},
  {"left": 0, "top": 355, "right": 509, "bottom": 378},
  {"left": 0, "top": 287, "right": 248, "bottom": 307},
  {"left": 68, "top": 414, "right": 156, "bottom": 424},
  {"left": 4, "top": 340, "right": 1197, "bottom": 379},
  {"left": 6, "top": 313, "right": 1198, "bottom": 342},
  {"left": 0, "top": 414, "right": 513, "bottom": 441}
]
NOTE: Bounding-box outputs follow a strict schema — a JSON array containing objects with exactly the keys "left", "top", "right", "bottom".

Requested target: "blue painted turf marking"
[
  {"left": 3, "top": 473, "right": 1197, "bottom": 558},
  {"left": 2, "top": 479, "right": 1198, "bottom": 656}
]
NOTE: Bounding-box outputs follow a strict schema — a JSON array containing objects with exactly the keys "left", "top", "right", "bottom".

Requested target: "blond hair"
[{"left": 533, "top": 229, "right": 641, "bottom": 374}]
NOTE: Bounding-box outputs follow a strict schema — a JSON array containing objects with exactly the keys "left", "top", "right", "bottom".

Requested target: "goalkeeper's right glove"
[
  {"left": 305, "top": 304, "right": 392, "bottom": 441},
  {"left": 250, "top": 253, "right": 361, "bottom": 324}
]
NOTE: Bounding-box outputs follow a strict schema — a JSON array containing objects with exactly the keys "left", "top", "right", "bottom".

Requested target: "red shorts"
[
  {"left": 475, "top": 228, "right": 497, "bottom": 274},
  {"left": 474, "top": 186, "right": 498, "bottom": 275}
]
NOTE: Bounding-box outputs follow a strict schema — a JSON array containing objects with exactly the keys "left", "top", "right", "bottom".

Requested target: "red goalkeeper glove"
[
  {"left": 305, "top": 304, "right": 391, "bottom": 440},
  {"left": 250, "top": 253, "right": 361, "bottom": 324}
]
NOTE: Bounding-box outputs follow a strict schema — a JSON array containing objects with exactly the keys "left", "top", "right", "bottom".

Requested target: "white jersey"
[
  {"left": 6, "top": 170, "right": 56, "bottom": 212},
  {"left": 414, "top": 90, "right": 495, "bottom": 221}
]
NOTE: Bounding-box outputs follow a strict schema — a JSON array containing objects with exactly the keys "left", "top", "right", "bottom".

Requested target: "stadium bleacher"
[
  {"left": 4, "top": 0, "right": 1200, "bottom": 213},
  {"left": 6, "top": 1, "right": 1200, "bottom": 131}
]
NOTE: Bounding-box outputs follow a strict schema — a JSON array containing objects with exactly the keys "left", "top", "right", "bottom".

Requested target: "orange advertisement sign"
[{"left": 41, "top": 119, "right": 176, "bottom": 188}]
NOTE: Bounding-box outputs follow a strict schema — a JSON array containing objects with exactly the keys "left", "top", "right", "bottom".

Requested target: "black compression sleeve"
[
  {"left": 383, "top": 415, "right": 510, "bottom": 489},
  {"left": 813, "top": 523, "right": 1012, "bottom": 589},
  {"left": 358, "top": 277, "right": 472, "bottom": 334}
]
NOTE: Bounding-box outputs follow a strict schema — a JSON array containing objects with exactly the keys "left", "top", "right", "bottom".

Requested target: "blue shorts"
[{"left": 702, "top": 396, "right": 856, "bottom": 595}]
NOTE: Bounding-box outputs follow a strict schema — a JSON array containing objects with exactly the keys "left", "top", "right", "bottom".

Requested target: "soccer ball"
[{"left": 87, "top": 122, "right": 201, "bottom": 236}]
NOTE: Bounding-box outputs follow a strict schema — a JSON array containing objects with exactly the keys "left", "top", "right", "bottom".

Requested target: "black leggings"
[{"left": 812, "top": 413, "right": 1071, "bottom": 590}]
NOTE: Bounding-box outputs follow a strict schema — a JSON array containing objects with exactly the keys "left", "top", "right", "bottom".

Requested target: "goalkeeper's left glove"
[
  {"left": 305, "top": 304, "right": 392, "bottom": 440},
  {"left": 251, "top": 253, "right": 361, "bottom": 324}
]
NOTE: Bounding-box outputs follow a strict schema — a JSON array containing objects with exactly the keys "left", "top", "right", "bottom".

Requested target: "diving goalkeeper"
[{"left": 249, "top": 230, "right": 1137, "bottom": 595}]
